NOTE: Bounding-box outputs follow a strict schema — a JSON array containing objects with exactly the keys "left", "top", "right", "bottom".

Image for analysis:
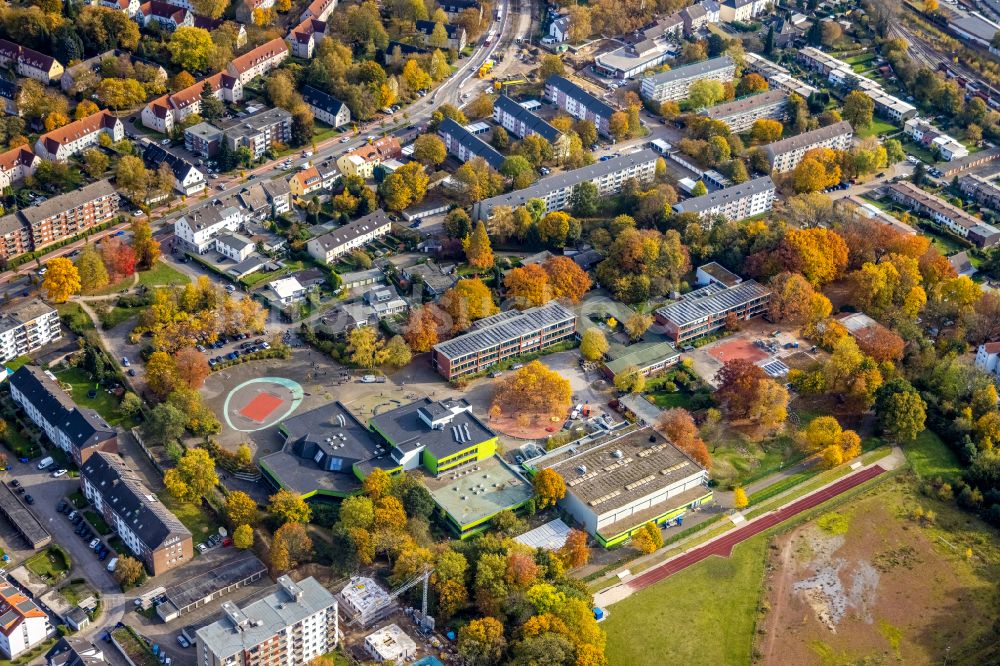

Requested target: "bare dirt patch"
[{"left": 756, "top": 478, "right": 1000, "bottom": 665}]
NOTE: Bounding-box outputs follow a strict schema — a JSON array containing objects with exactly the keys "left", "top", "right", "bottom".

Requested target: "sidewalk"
[{"left": 592, "top": 447, "right": 905, "bottom": 607}]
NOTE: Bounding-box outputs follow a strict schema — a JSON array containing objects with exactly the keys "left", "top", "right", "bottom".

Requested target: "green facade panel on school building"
[{"left": 597, "top": 490, "right": 715, "bottom": 548}]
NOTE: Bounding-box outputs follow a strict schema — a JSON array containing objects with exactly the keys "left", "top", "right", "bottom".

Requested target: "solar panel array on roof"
[
  {"left": 655, "top": 281, "right": 770, "bottom": 327},
  {"left": 433, "top": 301, "right": 575, "bottom": 359}
]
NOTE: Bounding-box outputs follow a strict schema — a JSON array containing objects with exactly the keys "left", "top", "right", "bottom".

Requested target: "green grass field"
[
  {"left": 905, "top": 430, "right": 961, "bottom": 480},
  {"left": 604, "top": 534, "right": 768, "bottom": 666},
  {"left": 54, "top": 367, "right": 137, "bottom": 428},
  {"left": 157, "top": 491, "right": 218, "bottom": 540},
  {"left": 856, "top": 118, "right": 898, "bottom": 139},
  {"left": 138, "top": 262, "right": 189, "bottom": 289}
]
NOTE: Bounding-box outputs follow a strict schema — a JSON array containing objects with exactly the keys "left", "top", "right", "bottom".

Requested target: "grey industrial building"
[
  {"left": 155, "top": 554, "right": 268, "bottom": 622},
  {"left": 0, "top": 482, "right": 50, "bottom": 549}
]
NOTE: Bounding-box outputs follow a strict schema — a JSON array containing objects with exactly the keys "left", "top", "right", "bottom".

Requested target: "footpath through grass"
[{"left": 603, "top": 534, "right": 768, "bottom": 666}]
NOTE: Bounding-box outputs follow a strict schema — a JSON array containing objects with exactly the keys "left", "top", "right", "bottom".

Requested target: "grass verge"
[
  {"left": 904, "top": 429, "right": 961, "bottom": 480},
  {"left": 156, "top": 491, "right": 218, "bottom": 540}
]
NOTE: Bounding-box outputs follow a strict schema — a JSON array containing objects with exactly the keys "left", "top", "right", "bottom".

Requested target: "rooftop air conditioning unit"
[
  {"left": 613, "top": 449, "right": 624, "bottom": 459},
  {"left": 578, "top": 464, "right": 587, "bottom": 474}
]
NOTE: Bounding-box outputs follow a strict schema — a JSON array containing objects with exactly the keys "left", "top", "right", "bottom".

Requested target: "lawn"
[
  {"left": 603, "top": 534, "right": 768, "bottom": 666},
  {"left": 59, "top": 581, "right": 95, "bottom": 606},
  {"left": 856, "top": 118, "right": 898, "bottom": 138},
  {"left": 24, "top": 546, "right": 69, "bottom": 582},
  {"left": 97, "top": 306, "right": 138, "bottom": 329},
  {"left": 904, "top": 429, "right": 961, "bottom": 480},
  {"left": 919, "top": 223, "right": 970, "bottom": 257},
  {"left": 55, "top": 303, "right": 94, "bottom": 331},
  {"left": 138, "top": 261, "right": 189, "bottom": 289},
  {"left": 84, "top": 510, "right": 112, "bottom": 536},
  {"left": 647, "top": 391, "right": 692, "bottom": 409},
  {"left": 4, "top": 356, "right": 30, "bottom": 371},
  {"left": 156, "top": 491, "right": 218, "bottom": 540},
  {"left": 53, "top": 366, "right": 138, "bottom": 428}
]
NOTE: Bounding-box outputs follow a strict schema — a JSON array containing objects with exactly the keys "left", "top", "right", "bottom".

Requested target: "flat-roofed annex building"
[
  {"left": 640, "top": 55, "right": 735, "bottom": 103},
  {"left": 431, "top": 301, "right": 577, "bottom": 379},
  {"left": 530, "top": 426, "right": 711, "bottom": 547},
  {"left": 654, "top": 279, "right": 770, "bottom": 345},
  {"left": 196, "top": 576, "right": 337, "bottom": 666},
  {"left": 672, "top": 176, "right": 776, "bottom": 221},
  {"left": 763, "top": 121, "right": 854, "bottom": 173}
]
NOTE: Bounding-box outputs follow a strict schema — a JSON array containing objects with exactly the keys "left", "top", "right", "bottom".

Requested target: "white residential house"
[
  {"left": 0, "top": 585, "right": 54, "bottom": 659},
  {"left": 214, "top": 233, "right": 255, "bottom": 262},
  {"left": 306, "top": 210, "right": 392, "bottom": 265},
  {"left": 976, "top": 342, "right": 1000, "bottom": 378},
  {"left": 174, "top": 202, "right": 244, "bottom": 253},
  {"left": 549, "top": 16, "right": 570, "bottom": 42},
  {"left": 33, "top": 110, "right": 123, "bottom": 161},
  {"left": 268, "top": 276, "right": 308, "bottom": 304}
]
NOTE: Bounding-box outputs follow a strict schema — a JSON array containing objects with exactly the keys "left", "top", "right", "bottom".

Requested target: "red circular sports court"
[
  {"left": 627, "top": 465, "right": 887, "bottom": 592},
  {"left": 240, "top": 393, "right": 285, "bottom": 423}
]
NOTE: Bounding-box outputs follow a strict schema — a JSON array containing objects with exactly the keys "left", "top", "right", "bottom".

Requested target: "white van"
[
  {"left": 37, "top": 457, "right": 53, "bottom": 470},
  {"left": 107, "top": 557, "right": 119, "bottom": 573}
]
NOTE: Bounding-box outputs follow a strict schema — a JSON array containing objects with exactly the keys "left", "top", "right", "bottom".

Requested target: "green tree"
[
  {"left": 412, "top": 134, "right": 446, "bottom": 165},
  {"left": 75, "top": 244, "right": 109, "bottom": 293},
  {"left": 347, "top": 326, "right": 387, "bottom": 369},
  {"left": 233, "top": 524, "right": 253, "bottom": 549},
  {"left": 691, "top": 180, "right": 708, "bottom": 196},
  {"left": 579, "top": 328, "right": 609, "bottom": 361},
  {"left": 268, "top": 488, "right": 312, "bottom": 524},
  {"left": 571, "top": 181, "right": 599, "bottom": 217},
  {"left": 614, "top": 365, "right": 646, "bottom": 393},
  {"left": 225, "top": 490, "right": 259, "bottom": 527},
  {"left": 82, "top": 148, "right": 108, "bottom": 178},
  {"left": 167, "top": 27, "right": 216, "bottom": 73},
  {"left": 163, "top": 448, "right": 219, "bottom": 503},
  {"left": 874, "top": 379, "right": 927, "bottom": 443},
  {"left": 843, "top": 90, "right": 874, "bottom": 129},
  {"left": 458, "top": 617, "right": 506, "bottom": 666}
]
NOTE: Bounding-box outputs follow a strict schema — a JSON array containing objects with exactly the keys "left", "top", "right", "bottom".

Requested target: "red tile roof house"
[
  {"left": 300, "top": 0, "right": 337, "bottom": 22},
  {"left": 0, "top": 39, "right": 63, "bottom": 84},
  {"left": 140, "top": 38, "right": 288, "bottom": 133},
  {"left": 138, "top": 0, "right": 194, "bottom": 29},
  {"left": 288, "top": 18, "right": 327, "bottom": 58},
  {"left": 0, "top": 147, "right": 39, "bottom": 191},
  {"left": 33, "top": 110, "right": 123, "bottom": 161}
]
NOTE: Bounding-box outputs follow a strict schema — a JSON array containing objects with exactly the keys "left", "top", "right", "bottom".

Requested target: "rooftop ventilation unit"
[
  {"left": 612, "top": 449, "right": 624, "bottom": 459},
  {"left": 578, "top": 464, "right": 588, "bottom": 474}
]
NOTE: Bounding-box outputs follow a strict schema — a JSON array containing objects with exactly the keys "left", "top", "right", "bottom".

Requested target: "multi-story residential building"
[
  {"left": 9, "top": 366, "right": 117, "bottom": 466},
  {"left": 289, "top": 163, "right": 338, "bottom": 198},
  {"left": 174, "top": 199, "right": 245, "bottom": 253},
  {"left": 197, "top": 576, "right": 338, "bottom": 666},
  {"left": 763, "top": 121, "right": 854, "bottom": 172},
  {"left": 142, "top": 40, "right": 286, "bottom": 133},
  {"left": 97, "top": 0, "right": 141, "bottom": 16},
  {"left": 300, "top": 0, "right": 337, "bottom": 22},
  {"left": 184, "top": 122, "right": 222, "bottom": 158},
  {"left": 0, "top": 584, "right": 53, "bottom": 658},
  {"left": 137, "top": 1, "right": 193, "bottom": 29},
  {"left": 261, "top": 178, "right": 292, "bottom": 215},
  {"left": 544, "top": 76, "right": 616, "bottom": 136},
  {"left": 288, "top": 18, "right": 326, "bottom": 58},
  {"left": 976, "top": 342, "right": 1000, "bottom": 378},
  {"left": 365, "top": 625, "right": 415, "bottom": 663},
  {"left": 142, "top": 143, "right": 205, "bottom": 195},
  {"left": 0, "top": 40, "right": 63, "bottom": 84},
  {"left": 0, "top": 147, "right": 39, "bottom": 191},
  {"left": 473, "top": 149, "right": 659, "bottom": 220},
  {"left": 336, "top": 137, "right": 402, "bottom": 179},
  {"left": 218, "top": 107, "right": 292, "bottom": 159},
  {"left": 959, "top": 173, "right": 1000, "bottom": 211},
  {"left": 672, "top": 176, "right": 775, "bottom": 221},
  {"left": 701, "top": 90, "right": 787, "bottom": 132},
  {"left": 437, "top": 118, "right": 505, "bottom": 170},
  {"left": 301, "top": 86, "right": 350, "bottom": 128},
  {"left": 797, "top": 47, "right": 917, "bottom": 123},
  {"left": 528, "top": 426, "right": 711, "bottom": 547},
  {"left": 307, "top": 210, "right": 392, "bottom": 264},
  {"left": 415, "top": 20, "right": 467, "bottom": 50},
  {"left": 492, "top": 95, "right": 569, "bottom": 158},
  {"left": 719, "top": 0, "right": 770, "bottom": 22},
  {"left": 0, "top": 180, "right": 120, "bottom": 257},
  {"left": 654, "top": 279, "right": 771, "bottom": 345},
  {"left": 34, "top": 110, "right": 123, "bottom": 161},
  {"left": 0, "top": 78, "right": 17, "bottom": 115},
  {"left": 80, "top": 451, "right": 192, "bottom": 576},
  {"left": 889, "top": 181, "right": 1000, "bottom": 247},
  {"left": 431, "top": 301, "right": 577, "bottom": 380},
  {"left": 640, "top": 56, "right": 734, "bottom": 103},
  {"left": 904, "top": 117, "right": 969, "bottom": 161},
  {"left": 0, "top": 299, "right": 61, "bottom": 363}
]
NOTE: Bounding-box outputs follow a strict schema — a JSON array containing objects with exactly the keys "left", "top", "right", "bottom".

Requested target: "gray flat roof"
[
  {"left": 424, "top": 455, "right": 532, "bottom": 527},
  {"left": 196, "top": 577, "right": 335, "bottom": 658},
  {"left": 163, "top": 553, "right": 267, "bottom": 611},
  {"left": 655, "top": 280, "right": 770, "bottom": 326},
  {"left": 673, "top": 176, "right": 775, "bottom": 214},
  {"left": 369, "top": 397, "right": 496, "bottom": 461},
  {"left": 644, "top": 55, "right": 734, "bottom": 86},
  {"left": 539, "top": 426, "right": 706, "bottom": 514},
  {"left": 18, "top": 180, "right": 117, "bottom": 224},
  {"left": 476, "top": 149, "right": 659, "bottom": 212},
  {"left": 0, "top": 482, "right": 50, "bottom": 548},
  {"left": 432, "top": 301, "right": 575, "bottom": 360},
  {"left": 763, "top": 120, "right": 853, "bottom": 159}
]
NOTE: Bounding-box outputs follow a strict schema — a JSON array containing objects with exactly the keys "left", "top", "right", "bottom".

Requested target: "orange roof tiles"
[
  {"left": 0, "top": 147, "right": 36, "bottom": 172},
  {"left": 37, "top": 110, "right": 118, "bottom": 155},
  {"left": 230, "top": 38, "right": 288, "bottom": 76}
]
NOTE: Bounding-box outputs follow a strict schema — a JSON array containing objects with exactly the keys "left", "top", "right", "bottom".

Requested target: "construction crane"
[
  {"left": 492, "top": 76, "right": 526, "bottom": 92},
  {"left": 346, "top": 567, "right": 434, "bottom": 630}
]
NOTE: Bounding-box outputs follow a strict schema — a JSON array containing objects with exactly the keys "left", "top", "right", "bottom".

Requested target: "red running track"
[{"left": 627, "top": 464, "right": 887, "bottom": 591}]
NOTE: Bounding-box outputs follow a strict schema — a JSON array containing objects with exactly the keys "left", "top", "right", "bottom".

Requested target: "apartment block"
[
  {"left": 888, "top": 181, "right": 1000, "bottom": 248},
  {"left": 299, "top": 0, "right": 337, "bottom": 21},
  {"left": 80, "top": 452, "right": 192, "bottom": 576},
  {"left": 719, "top": 0, "right": 769, "bottom": 22},
  {"left": 904, "top": 117, "right": 969, "bottom": 162},
  {"left": 492, "top": 95, "right": 569, "bottom": 158},
  {"left": 437, "top": 118, "right": 505, "bottom": 170},
  {"left": 34, "top": 110, "right": 123, "bottom": 161},
  {"left": 174, "top": 199, "right": 245, "bottom": 253},
  {"left": 654, "top": 280, "right": 771, "bottom": 345},
  {"left": 702, "top": 90, "right": 787, "bottom": 132},
  {"left": 959, "top": 173, "right": 1000, "bottom": 211},
  {"left": 797, "top": 47, "right": 917, "bottom": 122},
  {"left": 742, "top": 52, "right": 818, "bottom": 99},
  {"left": 544, "top": 75, "right": 616, "bottom": 136},
  {"left": 763, "top": 121, "right": 854, "bottom": 172},
  {"left": 196, "top": 576, "right": 338, "bottom": 666},
  {"left": 640, "top": 56, "right": 735, "bottom": 103},
  {"left": 287, "top": 17, "right": 327, "bottom": 58},
  {"left": 9, "top": 366, "right": 117, "bottom": 466},
  {"left": 0, "top": 147, "right": 39, "bottom": 191},
  {"left": 0, "top": 180, "right": 120, "bottom": 259},
  {"left": 672, "top": 176, "right": 775, "bottom": 221},
  {"left": 0, "top": 299, "right": 60, "bottom": 363},
  {"left": 301, "top": 86, "right": 351, "bottom": 128},
  {"left": 307, "top": 210, "right": 392, "bottom": 264},
  {"left": 431, "top": 301, "right": 577, "bottom": 380},
  {"left": 219, "top": 107, "right": 293, "bottom": 159},
  {"left": 336, "top": 137, "right": 402, "bottom": 179},
  {"left": 0, "top": 584, "right": 53, "bottom": 659},
  {"left": 0, "top": 39, "right": 63, "bottom": 84},
  {"left": 473, "top": 149, "right": 659, "bottom": 221}
]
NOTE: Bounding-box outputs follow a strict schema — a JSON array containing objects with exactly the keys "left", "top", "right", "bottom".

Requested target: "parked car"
[
  {"left": 89, "top": 539, "right": 100, "bottom": 550},
  {"left": 24, "top": 495, "right": 33, "bottom": 504},
  {"left": 128, "top": 369, "right": 136, "bottom": 377},
  {"left": 9, "top": 480, "right": 19, "bottom": 488},
  {"left": 177, "top": 636, "right": 190, "bottom": 649},
  {"left": 51, "top": 469, "right": 67, "bottom": 478},
  {"left": 121, "top": 357, "right": 130, "bottom": 367}
]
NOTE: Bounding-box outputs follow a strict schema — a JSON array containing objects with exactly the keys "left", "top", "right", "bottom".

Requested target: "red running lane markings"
[{"left": 627, "top": 465, "right": 887, "bottom": 591}]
